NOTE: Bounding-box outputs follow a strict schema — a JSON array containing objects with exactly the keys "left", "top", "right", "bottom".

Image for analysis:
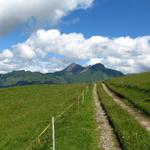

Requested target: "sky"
[{"left": 0, "top": 0, "right": 150, "bottom": 74}]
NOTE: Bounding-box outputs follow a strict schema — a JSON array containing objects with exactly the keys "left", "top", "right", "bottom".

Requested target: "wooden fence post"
[
  {"left": 82, "top": 91, "right": 85, "bottom": 105},
  {"left": 52, "top": 117, "right": 55, "bottom": 150},
  {"left": 78, "top": 96, "right": 80, "bottom": 113}
]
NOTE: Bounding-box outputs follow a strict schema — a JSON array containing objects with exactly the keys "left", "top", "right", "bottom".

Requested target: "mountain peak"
[
  {"left": 88, "top": 63, "right": 105, "bottom": 72},
  {"left": 63, "top": 63, "right": 84, "bottom": 74},
  {"left": 67, "top": 63, "right": 78, "bottom": 69},
  {"left": 92, "top": 63, "right": 105, "bottom": 68}
]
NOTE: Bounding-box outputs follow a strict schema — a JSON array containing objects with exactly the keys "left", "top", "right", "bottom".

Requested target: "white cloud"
[
  {"left": 14, "top": 44, "right": 36, "bottom": 60},
  {"left": 0, "top": 49, "right": 13, "bottom": 61},
  {"left": 0, "top": 29, "right": 150, "bottom": 74},
  {"left": 0, "top": 0, "right": 94, "bottom": 34},
  {"left": 87, "top": 58, "right": 102, "bottom": 65}
]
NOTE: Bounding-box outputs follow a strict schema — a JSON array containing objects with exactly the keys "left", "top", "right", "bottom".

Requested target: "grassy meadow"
[
  {"left": 97, "top": 83, "right": 150, "bottom": 150},
  {"left": 106, "top": 72, "right": 150, "bottom": 115},
  {"left": 32, "top": 84, "right": 100, "bottom": 150},
  {"left": 1, "top": 71, "right": 150, "bottom": 150},
  {"left": 0, "top": 84, "right": 99, "bottom": 149}
]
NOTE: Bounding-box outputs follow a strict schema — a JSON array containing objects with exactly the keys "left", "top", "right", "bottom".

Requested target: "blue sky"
[
  {"left": 61, "top": 0, "right": 150, "bottom": 37},
  {"left": 1, "top": 0, "right": 150, "bottom": 51},
  {"left": 0, "top": 0, "right": 150, "bottom": 73}
]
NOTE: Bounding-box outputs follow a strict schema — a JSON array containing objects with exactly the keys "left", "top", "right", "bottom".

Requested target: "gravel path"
[
  {"left": 102, "top": 83, "right": 150, "bottom": 132},
  {"left": 93, "top": 84, "right": 121, "bottom": 150}
]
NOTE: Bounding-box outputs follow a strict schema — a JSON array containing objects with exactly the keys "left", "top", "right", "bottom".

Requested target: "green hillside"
[
  {"left": 97, "top": 83, "right": 150, "bottom": 150},
  {"left": 0, "top": 71, "right": 149, "bottom": 150},
  {"left": 0, "top": 63, "right": 123, "bottom": 87},
  {"left": 0, "top": 84, "right": 99, "bottom": 150},
  {"left": 106, "top": 72, "right": 150, "bottom": 115}
]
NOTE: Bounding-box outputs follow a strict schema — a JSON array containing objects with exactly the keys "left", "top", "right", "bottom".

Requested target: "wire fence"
[{"left": 25, "top": 85, "right": 89, "bottom": 150}]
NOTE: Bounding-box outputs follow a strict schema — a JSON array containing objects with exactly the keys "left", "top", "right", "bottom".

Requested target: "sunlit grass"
[
  {"left": 97, "top": 83, "right": 150, "bottom": 150},
  {"left": 106, "top": 72, "right": 150, "bottom": 115}
]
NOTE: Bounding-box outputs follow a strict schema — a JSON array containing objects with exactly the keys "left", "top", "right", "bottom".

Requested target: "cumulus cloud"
[
  {"left": 0, "top": 0, "right": 93, "bottom": 34},
  {"left": 0, "top": 29, "right": 150, "bottom": 74},
  {"left": 0, "top": 49, "right": 13, "bottom": 61},
  {"left": 87, "top": 58, "right": 102, "bottom": 65}
]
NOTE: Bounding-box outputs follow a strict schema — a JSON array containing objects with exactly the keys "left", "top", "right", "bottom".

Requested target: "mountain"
[
  {"left": 0, "top": 63, "right": 124, "bottom": 87},
  {"left": 54, "top": 63, "right": 85, "bottom": 76},
  {"left": 52, "top": 63, "right": 124, "bottom": 83}
]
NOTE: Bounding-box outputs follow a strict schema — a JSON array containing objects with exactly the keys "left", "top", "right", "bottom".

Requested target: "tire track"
[
  {"left": 102, "top": 83, "right": 150, "bottom": 132},
  {"left": 93, "top": 84, "right": 121, "bottom": 150}
]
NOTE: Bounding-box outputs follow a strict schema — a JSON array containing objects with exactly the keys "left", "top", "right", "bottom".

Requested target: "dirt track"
[
  {"left": 102, "top": 83, "right": 150, "bottom": 132},
  {"left": 93, "top": 84, "right": 121, "bottom": 150}
]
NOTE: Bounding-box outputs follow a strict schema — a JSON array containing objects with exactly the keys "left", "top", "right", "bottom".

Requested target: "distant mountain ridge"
[{"left": 0, "top": 63, "right": 124, "bottom": 87}]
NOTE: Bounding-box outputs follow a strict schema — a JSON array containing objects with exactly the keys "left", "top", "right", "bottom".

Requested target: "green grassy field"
[
  {"left": 0, "top": 84, "right": 99, "bottom": 150},
  {"left": 106, "top": 72, "right": 150, "bottom": 115},
  {"left": 32, "top": 84, "right": 100, "bottom": 150},
  {"left": 97, "top": 83, "right": 150, "bottom": 150},
  {"left": 1, "top": 72, "right": 149, "bottom": 150}
]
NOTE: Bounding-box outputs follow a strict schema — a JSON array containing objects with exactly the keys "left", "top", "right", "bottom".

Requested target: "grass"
[
  {"left": 106, "top": 72, "right": 150, "bottom": 115},
  {"left": 97, "top": 83, "right": 150, "bottom": 150},
  {"left": 31, "top": 84, "right": 100, "bottom": 150},
  {"left": 0, "top": 84, "right": 84, "bottom": 149},
  {"left": 0, "top": 84, "right": 99, "bottom": 150}
]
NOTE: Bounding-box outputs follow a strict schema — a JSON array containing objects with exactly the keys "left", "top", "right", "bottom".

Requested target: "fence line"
[
  {"left": 25, "top": 139, "right": 37, "bottom": 150},
  {"left": 25, "top": 102, "right": 75, "bottom": 150},
  {"left": 52, "top": 117, "right": 55, "bottom": 150},
  {"left": 25, "top": 87, "right": 88, "bottom": 150},
  {"left": 55, "top": 103, "right": 75, "bottom": 120},
  {"left": 37, "top": 102, "right": 75, "bottom": 144},
  {"left": 38, "top": 124, "right": 51, "bottom": 142},
  {"left": 82, "top": 91, "right": 85, "bottom": 105}
]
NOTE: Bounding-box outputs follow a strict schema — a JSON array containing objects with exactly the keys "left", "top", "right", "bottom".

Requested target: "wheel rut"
[
  {"left": 93, "top": 84, "right": 121, "bottom": 150},
  {"left": 102, "top": 83, "right": 150, "bottom": 132}
]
